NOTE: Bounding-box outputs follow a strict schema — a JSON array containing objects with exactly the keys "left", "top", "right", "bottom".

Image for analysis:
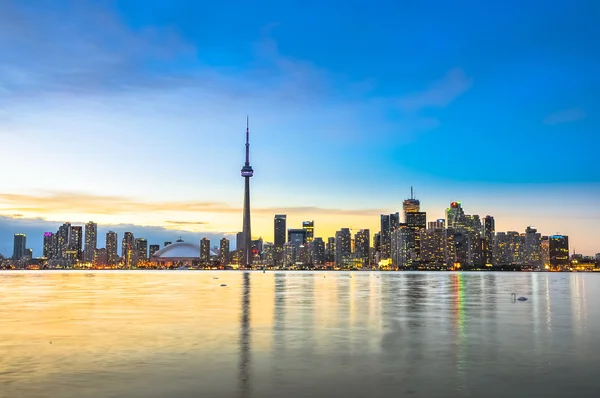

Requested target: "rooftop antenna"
[{"left": 245, "top": 115, "right": 250, "bottom": 166}]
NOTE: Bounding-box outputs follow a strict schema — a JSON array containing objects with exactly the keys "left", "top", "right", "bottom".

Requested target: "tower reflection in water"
[{"left": 239, "top": 272, "right": 251, "bottom": 398}]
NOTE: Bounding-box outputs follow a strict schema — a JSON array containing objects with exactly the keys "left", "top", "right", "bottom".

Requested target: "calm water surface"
[{"left": 1, "top": 271, "right": 599, "bottom": 398}]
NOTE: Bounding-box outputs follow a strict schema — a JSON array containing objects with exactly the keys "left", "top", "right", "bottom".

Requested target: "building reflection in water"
[{"left": 239, "top": 272, "right": 251, "bottom": 398}]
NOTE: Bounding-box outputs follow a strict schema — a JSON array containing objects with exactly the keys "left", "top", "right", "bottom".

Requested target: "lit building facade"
[
  {"left": 149, "top": 244, "right": 160, "bottom": 258},
  {"left": 483, "top": 216, "right": 495, "bottom": 265},
  {"left": 136, "top": 238, "right": 148, "bottom": 262},
  {"left": 288, "top": 229, "right": 307, "bottom": 251},
  {"left": 43, "top": 232, "right": 54, "bottom": 258},
  {"left": 200, "top": 238, "right": 211, "bottom": 262},
  {"left": 312, "top": 237, "right": 325, "bottom": 265},
  {"left": 302, "top": 221, "right": 314, "bottom": 242},
  {"left": 106, "top": 231, "right": 118, "bottom": 265},
  {"left": 335, "top": 228, "right": 352, "bottom": 266},
  {"left": 219, "top": 238, "right": 230, "bottom": 265},
  {"left": 406, "top": 211, "right": 426, "bottom": 262},
  {"left": 69, "top": 226, "right": 83, "bottom": 261},
  {"left": 354, "top": 229, "right": 370, "bottom": 263},
  {"left": 13, "top": 233, "right": 26, "bottom": 260},
  {"left": 549, "top": 235, "right": 569, "bottom": 267},
  {"left": 84, "top": 221, "right": 97, "bottom": 263},
  {"left": 122, "top": 232, "right": 134, "bottom": 265}
]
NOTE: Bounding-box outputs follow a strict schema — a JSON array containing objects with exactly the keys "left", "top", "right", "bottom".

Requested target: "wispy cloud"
[
  {"left": 543, "top": 108, "right": 586, "bottom": 125},
  {"left": 0, "top": 191, "right": 386, "bottom": 218},
  {"left": 165, "top": 220, "right": 209, "bottom": 225},
  {"left": 399, "top": 68, "right": 473, "bottom": 112}
]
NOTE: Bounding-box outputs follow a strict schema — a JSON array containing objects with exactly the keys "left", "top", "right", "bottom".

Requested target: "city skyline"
[{"left": 1, "top": 0, "right": 599, "bottom": 255}]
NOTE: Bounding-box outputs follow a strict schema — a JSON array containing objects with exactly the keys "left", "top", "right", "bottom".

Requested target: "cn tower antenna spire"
[{"left": 245, "top": 115, "right": 250, "bottom": 166}]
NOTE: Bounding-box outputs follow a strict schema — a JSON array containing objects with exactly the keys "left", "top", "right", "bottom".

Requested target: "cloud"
[
  {"left": 543, "top": 108, "right": 586, "bottom": 125},
  {"left": 0, "top": 191, "right": 386, "bottom": 217},
  {"left": 399, "top": 68, "right": 473, "bottom": 112},
  {"left": 165, "top": 220, "right": 209, "bottom": 225}
]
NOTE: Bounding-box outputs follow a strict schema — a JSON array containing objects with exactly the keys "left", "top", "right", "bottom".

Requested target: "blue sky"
[{"left": 0, "top": 0, "right": 599, "bottom": 256}]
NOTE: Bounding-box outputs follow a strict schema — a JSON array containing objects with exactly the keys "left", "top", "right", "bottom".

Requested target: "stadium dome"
[{"left": 151, "top": 240, "right": 217, "bottom": 262}]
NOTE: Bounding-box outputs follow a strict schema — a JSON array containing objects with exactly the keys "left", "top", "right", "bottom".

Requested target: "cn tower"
[{"left": 240, "top": 116, "right": 254, "bottom": 267}]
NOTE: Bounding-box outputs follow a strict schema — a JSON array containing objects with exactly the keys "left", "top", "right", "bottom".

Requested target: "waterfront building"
[
  {"left": 312, "top": 237, "right": 325, "bottom": 265},
  {"left": 541, "top": 236, "right": 550, "bottom": 268},
  {"left": 274, "top": 215, "right": 287, "bottom": 247},
  {"left": 406, "top": 212, "right": 426, "bottom": 262},
  {"left": 549, "top": 235, "right": 569, "bottom": 267},
  {"left": 219, "top": 238, "right": 230, "bottom": 265},
  {"left": 262, "top": 242, "right": 275, "bottom": 266},
  {"left": 56, "top": 223, "right": 71, "bottom": 259},
  {"left": 524, "top": 226, "right": 542, "bottom": 266},
  {"left": 402, "top": 186, "right": 420, "bottom": 221},
  {"left": 326, "top": 237, "right": 335, "bottom": 263},
  {"left": 69, "top": 226, "right": 83, "bottom": 261},
  {"left": 151, "top": 240, "right": 214, "bottom": 267},
  {"left": 149, "top": 244, "right": 160, "bottom": 258},
  {"left": 200, "top": 238, "right": 211, "bottom": 262},
  {"left": 94, "top": 248, "right": 107, "bottom": 266},
  {"left": 84, "top": 221, "right": 97, "bottom": 263},
  {"left": 24, "top": 248, "right": 33, "bottom": 259},
  {"left": 122, "top": 232, "right": 134, "bottom": 265},
  {"left": 335, "top": 228, "right": 352, "bottom": 266},
  {"left": 446, "top": 201, "right": 466, "bottom": 229},
  {"left": 302, "top": 221, "right": 315, "bottom": 242},
  {"left": 288, "top": 229, "right": 307, "bottom": 251},
  {"left": 391, "top": 225, "right": 414, "bottom": 268},
  {"left": 354, "top": 229, "right": 370, "bottom": 263},
  {"left": 420, "top": 228, "right": 446, "bottom": 267},
  {"left": 106, "top": 231, "right": 118, "bottom": 265},
  {"left": 380, "top": 214, "right": 391, "bottom": 259},
  {"left": 483, "top": 216, "right": 495, "bottom": 265},
  {"left": 13, "top": 234, "right": 26, "bottom": 260},
  {"left": 283, "top": 242, "right": 296, "bottom": 267},
  {"left": 43, "top": 232, "right": 54, "bottom": 258},
  {"left": 136, "top": 238, "right": 148, "bottom": 261}
]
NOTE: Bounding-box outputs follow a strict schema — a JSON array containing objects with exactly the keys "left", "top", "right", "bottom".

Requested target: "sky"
[{"left": 0, "top": 0, "right": 599, "bottom": 256}]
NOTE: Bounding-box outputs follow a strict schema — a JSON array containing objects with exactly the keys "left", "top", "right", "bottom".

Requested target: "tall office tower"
[
  {"left": 444, "top": 228, "right": 457, "bottom": 266},
  {"left": 57, "top": 222, "right": 71, "bottom": 259},
  {"left": 446, "top": 201, "right": 466, "bottom": 229},
  {"left": 452, "top": 231, "right": 469, "bottom": 265},
  {"left": 262, "top": 242, "right": 275, "bottom": 266},
  {"left": 219, "top": 238, "right": 230, "bottom": 265},
  {"left": 541, "top": 236, "right": 550, "bottom": 268},
  {"left": 274, "top": 215, "right": 287, "bottom": 247},
  {"left": 549, "top": 235, "right": 569, "bottom": 267},
  {"left": 493, "top": 232, "right": 508, "bottom": 265},
  {"left": 506, "top": 231, "right": 524, "bottom": 264},
  {"left": 464, "top": 215, "right": 482, "bottom": 235},
  {"left": 326, "top": 237, "right": 336, "bottom": 263},
  {"left": 302, "top": 221, "right": 315, "bottom": 242},
  {"left": 420, "top": 228, "right": 446, "bottom": 267},
  {"left": 43, "top": 232, "right": 54, "bottom": 258},
  {"left": 106, "top": 231, "right": 118, "bottom": 265},
  {"left": 13, "top": 234, "right": 26, "bottom": 260},
  {"left": 373, "top": 233, "right": 381, "bottom": 254},
  {"left": 24, "top": 248, "right": 33, "bottom": 259},
  {"left": 380, "top": 214, "right": 391, "bottom": 258},
  {"left": 402, "top": 186, "right": 420, "bottom": 221},
  {"left": 312, "top": 237, "right": 325, "bottom": 265},
  {"left": 391, "top": 225, "right": 415, "bottom": 268},
  {"left": 524, "top": 226, "right": 542, "bottom": 266},
  {"left": 390, "top": 213, "right": 400, "bottom": 231},
  {"left": 354, "top": 229, "right": 370, "bottom": 262},
  {"left": 467, "top": 233, "right": 484, "bottom": 267},
  {"left": 428, "top": 219, "right": 445, "bottom": 229},
  {"left": 200, "top": 238, "right": 211, "bottom": 262},
  {"left": 483, "top": 216, "right": 495, "bottom": 265},
  {"left": 69, "top": 226, "right": 83, "bottom": 261},
  {"left": 84, "top": 221, "right": 97, "bottom": 263},
  {"left": 135, "top": 238, "right": 148, "bottom": 261},
  {"left": 240, "top": 117, "right": 254, "bottom": 268},
  {"left": 122, "top": 232, "right": 134, "bottom": 263},
  {"left": 287, "top": 229, "right": 307, "bottom": 251},
  {"left": 406, "top": 212, "right": 426, "bottom": 262},
  {"left": 283, "top": 242, "right": 296, "bottom": 267},
  {"left": 236, "top": 232, "right": 244, "bottom": 252},
  {"left": 334, "top": 228, "right": 352, "bottom": 266},
  {"left": 164, "top": 241, "right": 172, "bottom": 247}
]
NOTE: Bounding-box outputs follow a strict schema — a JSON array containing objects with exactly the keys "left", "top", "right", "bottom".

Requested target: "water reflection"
[{"left": 0, "top": 271, "right": 598, "bottom": 398}]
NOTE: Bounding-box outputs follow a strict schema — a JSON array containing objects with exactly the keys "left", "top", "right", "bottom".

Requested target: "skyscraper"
[
  {"left": 43, "top": 232, "right": 54, "bottom": 258},
  {"left": 312, "top": 238, "right": 325, "bottom": 265},
  {"left": 335, "top": 228, "right": 351, "bottom": 266},
  {"left": 13, "top": 233, "right": 26, "bottom": 260},
  {"left": 524, "top": 226, "right": 542, "bottom": 266},
  {"left": 428, "top": 219, "right": 445, "bottom": 229},
  {"left": 200, "top": 238, "right": 211, "bottom": 262},
  {"left": 219, "top": 238, "right": 230, "bottom": 265},
  {"left": 549, "top": 235, "right": 569, "bottom": 267},
  {"left": 380, "top": 214, "right": 391, "bottom": 258},
  {"left": 240, "top": 117, "right": 254, "bottom": 267},
  {"left": 483, "top": 216, "right": 495, "bottom": 265},
  {"left": 236, "top": 232, "right": 244, "bottom": 252},
  {"left": 56, "top": 222, "right": 71, "bottom": 259},
  {"left": 302, "top": 221, "right": 315, "bottom": 242},
  {"left": 136, "top": 238, "right": 148, "bottom": 261},
  {"left": 274, "top": 215, "right": 287, "bottom": 248},
  {"left": 406, "top": 212, "right": 426, "bottom": 262},
  {"left": 106, "top": 231, "right": 118, "bottom": 265},
  {"left": 326, "top": 237, "right": 336, "bottom": 263},
  {"left": 288, "top": 229, "right": 307, "bottom": 251},
  {"left": 69, "top": 226, "right": 83, "bottom": 261},
  {"left": 354, "top": 229, "right": 370, "bottom": 262},
  {"left": 84, "top": 221, "right": 97, "bottom": 263},
  {"left": 122, "top": 232, "right": 134, "bottom": 263},
  {"left": 402, "top": 187, "right": 420, "bottom": 221},
  {"left": 446, "top": 201, "right": 466, "bottom": 229}
]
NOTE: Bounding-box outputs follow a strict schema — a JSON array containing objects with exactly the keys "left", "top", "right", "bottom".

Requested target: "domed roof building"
[{"left": 151, "top": 239, "right": 217, "bottom": 266}]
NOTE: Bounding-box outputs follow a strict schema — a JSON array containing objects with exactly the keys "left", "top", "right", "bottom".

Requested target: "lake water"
[{"left": 1, "top": 271, "right": 599, "bottom": 398}]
